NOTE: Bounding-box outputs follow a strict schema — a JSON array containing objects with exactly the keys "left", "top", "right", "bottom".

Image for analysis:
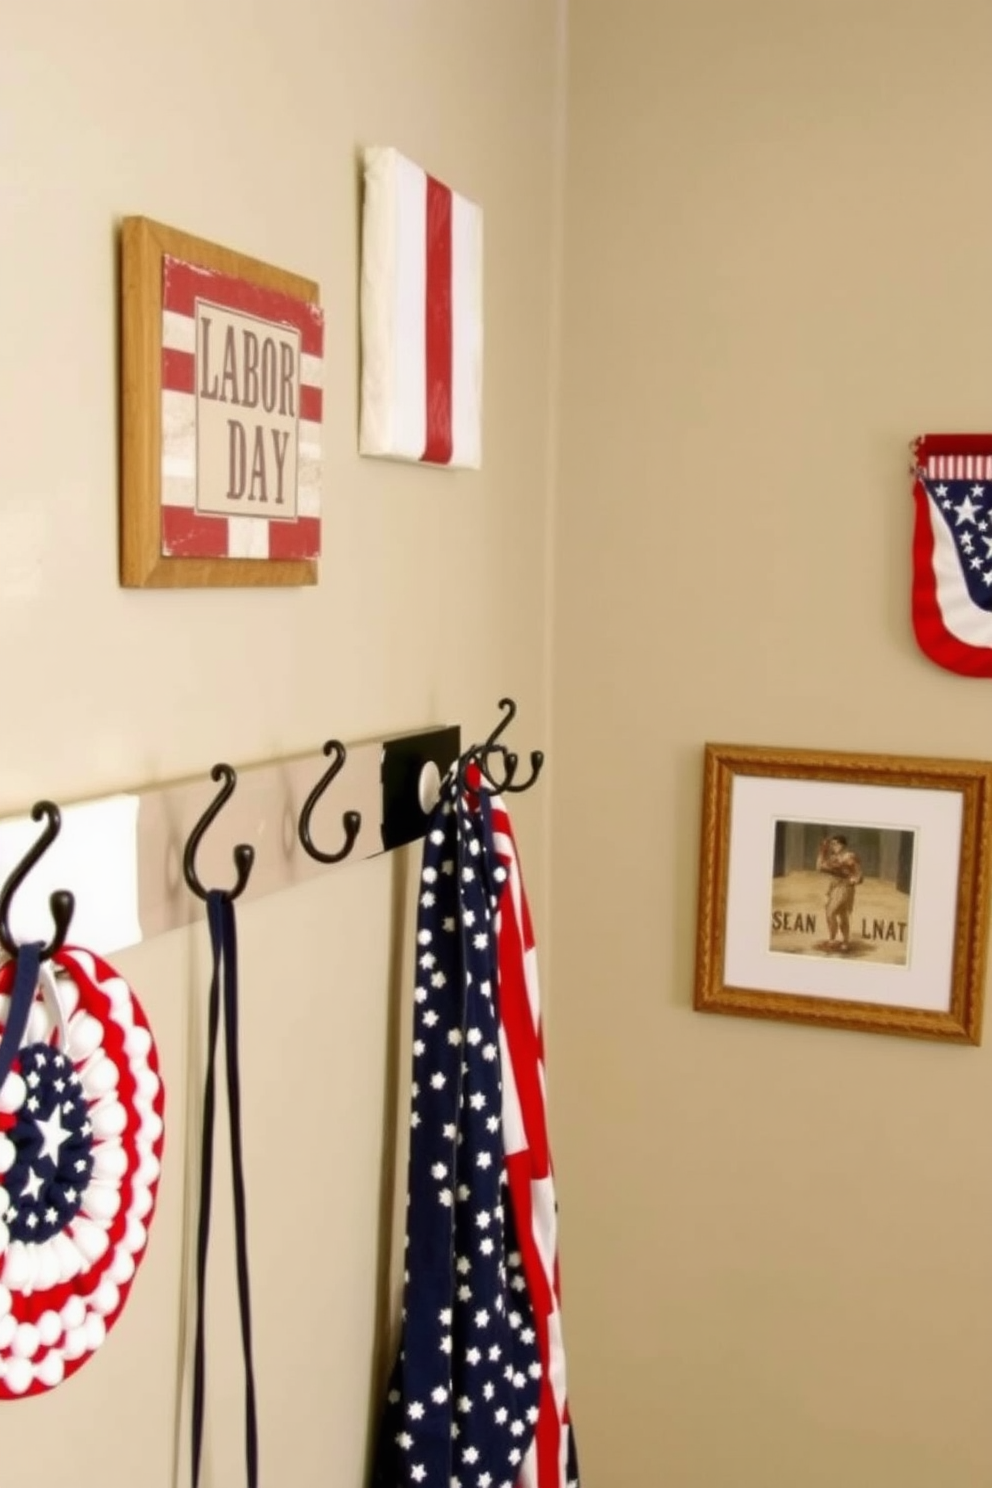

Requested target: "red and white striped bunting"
[
  {"left": 923, "top": 452, "right": 992, "bottom": 481},
  {"left": 0, "top": 948, "right": 165, "bottom": 1397}
]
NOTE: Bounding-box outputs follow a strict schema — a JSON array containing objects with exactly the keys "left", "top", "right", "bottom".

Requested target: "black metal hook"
[
  {"left": 298, "top": 740, "right": 362, "bottom": 865},
  {"left": 460, "top": 698, "right": 545, "bottom": 795},
  {"left": 499, "top": 743, "right": 544, "bottom": 794},
  {"left": 183, "top": 763, "right": 255, "bottom": 903},
  {"left": 480, "top": 698, "right": 545, "bottom": 793},
  {"left": 0, "top": 801, "right": 75, "bottom": 960},
  {"left": 484, "top": 697, "right": 517, "bottom": 753}
]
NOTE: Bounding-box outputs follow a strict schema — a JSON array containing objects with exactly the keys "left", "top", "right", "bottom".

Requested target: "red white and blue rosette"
[{"left": 0, "top": 946, "right": 164, "bottom": 1398}]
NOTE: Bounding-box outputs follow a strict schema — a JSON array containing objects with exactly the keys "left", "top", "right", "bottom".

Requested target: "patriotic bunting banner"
[
  {"left": 360, "top": 147, "right": 483, "bottom": 470},
  {"left": 911, "top": 433, "right": 992, "bottom": 676},
  {"left": 373, "top": 766, "right": 578, "bottom": 1488},
  {"left": 0, "top": 947, "right": 164, "bottom": 1398}
]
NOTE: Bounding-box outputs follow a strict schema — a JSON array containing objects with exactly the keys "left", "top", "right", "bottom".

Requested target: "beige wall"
[
  {"left": 549, "top": 3, "right": 992, "bottom": 1485},
  {"left": 8, "top": 3, "right": 992, "bottom": 1484},
  {"left": 0, "top": 3, "right": 563, "bottom": 1484}
]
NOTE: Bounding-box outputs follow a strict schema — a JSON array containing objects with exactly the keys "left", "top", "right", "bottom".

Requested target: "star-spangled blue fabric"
[
  {"left": 373, "top": 773, "right": 543, "bottom": 1488},
  {"left": 4, "top": 1043, "right": 94, "bottom": 1244},
  {"left": 920, "top": 477, "right": 992, "bottom": 609}
]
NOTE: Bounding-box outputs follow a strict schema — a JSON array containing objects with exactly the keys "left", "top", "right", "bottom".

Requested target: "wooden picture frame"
[
  {"left": 120, "top": 216, "right": 323, "bottom": 588},
  {"left": 694, "top": 743, "right": 992, "bottom": 1043}
]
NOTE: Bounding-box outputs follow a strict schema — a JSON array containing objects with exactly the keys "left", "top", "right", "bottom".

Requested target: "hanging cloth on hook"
[
  {"left": 0, "top": 943, "right": 165, "bottom": 1398},
  {"left": 0, "top": 946, "right": 42, "bottom": 1096},
  {"left": 191, "top": 891, "right": 259, "bottom": 1488},
  {"left": 372, "top": 763, "right": 579, "bottom": 1488}
]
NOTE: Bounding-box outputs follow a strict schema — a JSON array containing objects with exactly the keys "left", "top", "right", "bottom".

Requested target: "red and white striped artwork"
[
  {"left": 160, "top": 256, "right": 324, "bottom": 561},
  {"left": 359, "top": 147, "right": 483, "bottom": 470}
]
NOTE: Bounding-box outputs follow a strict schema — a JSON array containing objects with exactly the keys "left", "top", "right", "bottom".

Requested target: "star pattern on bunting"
[
  {"left": 0, "top": 947, "right": 165, "bottom": 1398},
  {"left": 922, "top": 478, "right": 992, "bottom": 599},
  {"left": 3, "top": 1046, "right": 93, "bottom": 1245}
]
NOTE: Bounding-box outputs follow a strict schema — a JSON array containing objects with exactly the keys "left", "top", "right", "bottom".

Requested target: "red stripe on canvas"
[
  {"left": 161, "top": 507, "right": 229, "bottom": 558},
  {"left": 299, "top": 384, "right": 322, "bottom": 424},
  {"left": 162, "top": 348, "right": 195, "bottom": 395},
  {"left": 163, "top": 256, "right": 324, "bottom": 356},
  {"left": 267, "top": 515, "right": 321, "bottom": 561},
  {"left": 422, "top": 174, "right": 453, "bottom": 465},
  {"left": 161, "top": 507, "right": 320, "bottom": 563}
]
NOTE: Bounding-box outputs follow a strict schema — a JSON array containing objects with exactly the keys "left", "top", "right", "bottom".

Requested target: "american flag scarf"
[{"left": 373, "top": 765, "right": 579, "bottom": 1488}]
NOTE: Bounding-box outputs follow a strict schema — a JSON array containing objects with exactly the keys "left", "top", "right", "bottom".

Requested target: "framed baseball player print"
[
  {"left": 120, "top": 217, "right": 324, "bottom": 588},
  {"left": 693, "top": 744, "right": 992, "bottom": 1043}
]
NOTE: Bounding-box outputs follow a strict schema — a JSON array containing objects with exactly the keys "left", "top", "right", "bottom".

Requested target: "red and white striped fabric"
[
  {"left": 160, "top": 256, "right": 323, "bottom": 561},
  {"left": 920, "top": 452, "right": 992, "bottom": 481},
  {"left": 491, "top": 793, "right": 578, "bottom": 1488},
  {"left": 359, "top": 147, "right": 483, "bottom": 469}
]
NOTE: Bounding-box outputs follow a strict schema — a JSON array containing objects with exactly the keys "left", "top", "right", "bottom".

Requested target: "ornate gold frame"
[{"left": 694, "top": 743, "right": 992, "bottom": 1043}]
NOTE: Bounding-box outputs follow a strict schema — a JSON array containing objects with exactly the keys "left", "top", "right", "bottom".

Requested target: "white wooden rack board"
[{"left": 0, "top": 725, "right": 460, "bottom": 957}]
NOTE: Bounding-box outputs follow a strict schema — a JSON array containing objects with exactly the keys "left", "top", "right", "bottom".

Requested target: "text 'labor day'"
[{"left": 193, "top": 301, "right": 301, "bottom": 519}]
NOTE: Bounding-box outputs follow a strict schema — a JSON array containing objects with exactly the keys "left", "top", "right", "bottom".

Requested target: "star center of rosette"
[{"left": 2, "top": 1044, "right": 94, "bottom": 1244}]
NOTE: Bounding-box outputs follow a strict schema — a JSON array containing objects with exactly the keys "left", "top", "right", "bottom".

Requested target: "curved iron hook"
[
  {"left": 480, "top": 698, "right": 544, "bottom": 793},
  {"left": 470, "top": 746, "right": 518, "bottom": 793},
  {"left": 183, "top": 763, "right": 255, "bottom": 903},
  {"left": 298, "top": 740, "right": 362, "bottom": 865},
  {"left": 0, "top": 801, "right": 75, "bottom": 961},
  {"left": 459, "top": 699, "right": 545, "bottom": 795},
  {"left": 470, "top": 700, "right": 517, "bottom": 790},
  {"left": 499, "top": 745, "right": 544, "bottom": 794},
  {"left": 484, "top": 697, "right": 517, "bottom": 752}
]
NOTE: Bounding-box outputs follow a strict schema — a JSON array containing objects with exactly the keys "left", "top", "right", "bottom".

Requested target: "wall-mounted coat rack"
[
  {"left": 0, "top": 701, "right": 544, "bottom": 959},
  {"left": 0, "top": 725, "right": 461, "bottom": 957}
]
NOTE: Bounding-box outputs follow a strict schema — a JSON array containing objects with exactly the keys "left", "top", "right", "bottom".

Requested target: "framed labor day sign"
[
  {"left": 693, "top": 744, "right": 992, "bottom": 1043},
  {"left": 120, "top": 217, "right": 323, "bottom": 587}
]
